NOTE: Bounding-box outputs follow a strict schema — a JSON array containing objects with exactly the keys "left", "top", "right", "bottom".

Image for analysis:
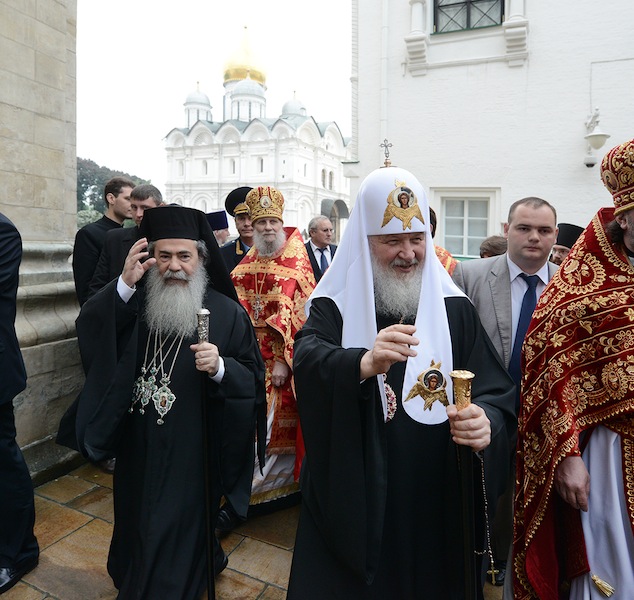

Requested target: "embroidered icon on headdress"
[
  {"left": 260, "top": 195, "right": 272, "bottom": 208},
  {"left": 381, "top": 179, "right": 425, "bottom": 230},
  {"left": 405, "top": 360, "right": 449, "bottom": 410}
]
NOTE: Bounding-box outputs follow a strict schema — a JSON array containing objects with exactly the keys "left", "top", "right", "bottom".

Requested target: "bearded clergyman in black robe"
[
  {"left": 60, "top": 206, "right": 264, "bottom": 599},
  {"left": 287, "top": 166, "right": 516, "bottom": 599}
]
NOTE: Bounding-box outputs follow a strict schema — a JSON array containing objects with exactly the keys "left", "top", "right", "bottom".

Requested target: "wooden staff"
[
  {"left": 197, "top": 309, "right": 215, "bottom": 600},
  {"left": 449, "top": 369, "right": 476, "bottom": 600}
]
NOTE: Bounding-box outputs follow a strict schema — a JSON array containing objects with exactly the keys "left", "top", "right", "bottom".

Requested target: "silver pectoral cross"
[{"left": 254, "top": 295, "right": 263, "bottom": 321}]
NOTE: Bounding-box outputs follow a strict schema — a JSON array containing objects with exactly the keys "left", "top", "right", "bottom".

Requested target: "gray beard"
[
  {"left": 253, "top": 228, "right": 286, "bottom": 257},
  {"left": 371, "top": 254, "right": 422, "bottom": 321},
  {"left": 144, "top": 263, "right": 209, "bottom": 338}
]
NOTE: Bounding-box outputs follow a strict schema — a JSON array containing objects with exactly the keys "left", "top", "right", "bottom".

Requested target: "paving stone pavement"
[{"left": 4, "top": 462, "right": 503, "bottom": 599}]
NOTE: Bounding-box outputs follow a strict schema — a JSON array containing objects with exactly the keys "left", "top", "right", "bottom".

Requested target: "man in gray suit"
[{"left": 452, "top": 196, "right": 558, "bottom": 590}]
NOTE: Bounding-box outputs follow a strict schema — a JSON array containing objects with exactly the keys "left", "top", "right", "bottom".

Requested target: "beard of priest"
[
  {"left": 369, "top": 232, "right": 423, "bottom": 321},
  {"left": 252, "top": 222, "right": 287, "bottom": 257},
  {"left": 144, "top": 240, "right": 209, "bottom": 338}
]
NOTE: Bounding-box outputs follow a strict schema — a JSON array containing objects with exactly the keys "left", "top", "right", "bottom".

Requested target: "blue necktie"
[
  {"left": 318, "top": 248, "right": 328, "bottom": 274},
  {"left": 509, "top": 274, "right": 539, "bottom": 409}
]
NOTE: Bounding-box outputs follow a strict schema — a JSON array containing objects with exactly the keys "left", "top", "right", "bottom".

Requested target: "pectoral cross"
[
  {"left": 487, "top": 564, "right": 499, "bottom": 585},
  {"left": 254, "top": 295, "right": 263, "bottom": 321}
]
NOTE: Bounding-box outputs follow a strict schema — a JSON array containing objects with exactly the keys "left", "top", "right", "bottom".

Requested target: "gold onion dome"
[{"left": 223, "top": 27, "right": 266, "bottom": 86}]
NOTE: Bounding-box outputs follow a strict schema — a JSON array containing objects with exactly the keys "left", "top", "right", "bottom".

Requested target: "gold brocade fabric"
[
  {"left": 231, "top": 227, "right": 315, "bottom": 455},
  {"left": 434, "top": 245, "right": 458, "bottom": 275},
  {"left": 514, "top": 207, "right": 634, "bottom": 599}
]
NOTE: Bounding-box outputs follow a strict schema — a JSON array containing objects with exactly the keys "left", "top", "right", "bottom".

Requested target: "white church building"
[
  {"left": 349, "top": 0, "right": 633, "bottom": 257},
  {"left": 164, "top": 43, "right": 351, "bottom": 240}
]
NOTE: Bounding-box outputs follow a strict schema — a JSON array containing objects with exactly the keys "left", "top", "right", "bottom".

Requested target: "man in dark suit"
[
  {"left": 305, "top": 216, "right": 337, "bottom": 283},
  {"left": 452, "top": 196, "right": 558, "bottom": 591},
  {"left": 0, "top": 213, "right": 39, "bottom": 594},
  {"left": 219, "top": 186, "right": 253, "bottom": 272},
  {"left": 88, "top": 184, "right": 163, "bottom": 299},
  {"left": 72, "top": 177, "right": 134, "bottom": 306}
]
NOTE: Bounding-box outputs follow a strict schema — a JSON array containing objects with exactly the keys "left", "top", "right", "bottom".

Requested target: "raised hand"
[
  {"left": 122, "top": 237, "right": 156, "bottom": 288},
  {"left": 359, "top": 324, "right": 419, "bottom": 380}
]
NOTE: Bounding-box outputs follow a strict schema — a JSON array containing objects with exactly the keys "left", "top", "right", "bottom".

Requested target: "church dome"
[
  {"left": 282, "top": 97, "right": 307, "bottom": 116},
  {"left": 233, "top": 75, "right": 265, "bottom": 98},
  {"left": 185, "top": 86, "right": 210, "bottom": 106},
  {"left": 223, "top": 27, "right": 266, "bottom": 86}
]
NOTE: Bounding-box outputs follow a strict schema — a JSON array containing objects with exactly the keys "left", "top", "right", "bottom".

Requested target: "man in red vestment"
[
  {"left": 230, "top": 186, "right": 315, "bottom": 512},
  {"left": 514, "top": 138, "right": 634, "bottom": 599}
]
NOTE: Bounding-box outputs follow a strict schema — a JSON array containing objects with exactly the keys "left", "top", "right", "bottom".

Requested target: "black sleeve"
[
  {"left": 294, "top": 297, "right": 385, "bottom": 581},
  {"left": 0, "top": 217, "right": 27, "bottom": 405},
  {"left": 72, "top": 226, "right": 101, "bottom": 306},
  {"left": 71, "top": 280, "right": 139, "bottom": 460},
  {"left": 88, "top": 240, "right": 114, "bottom": 299},
  {"left": 209, "top": 300, "right": 265, "bottom": 517}
]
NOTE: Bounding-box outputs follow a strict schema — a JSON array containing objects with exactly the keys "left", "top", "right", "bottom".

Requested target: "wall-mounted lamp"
[{"left": 583, "top": 107, "right": 611, "bottom": 167}]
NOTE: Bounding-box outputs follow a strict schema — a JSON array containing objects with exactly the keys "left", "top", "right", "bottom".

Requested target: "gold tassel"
[{"left": 591, "top": 574, "right": 615, "bottom": 597}]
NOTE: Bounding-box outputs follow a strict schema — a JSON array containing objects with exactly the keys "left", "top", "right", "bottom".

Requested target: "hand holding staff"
[
  {"left": 447, "top": 370, "right": 490, "bottom": 453},
  {"left": 449, "top": 369, "right": 477, "bottom": 600},
  {"left": 197, "top": 309, "right": 216, "bottom": 599}
]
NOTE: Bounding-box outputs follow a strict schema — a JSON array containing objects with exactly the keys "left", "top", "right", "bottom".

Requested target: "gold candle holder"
[{"left": 449, "top": 370, "right": 475, "bottom": 411}]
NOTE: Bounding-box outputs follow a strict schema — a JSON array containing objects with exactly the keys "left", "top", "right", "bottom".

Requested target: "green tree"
[{"left": 76, "top": 157, "right": 149, "bottom": 214}]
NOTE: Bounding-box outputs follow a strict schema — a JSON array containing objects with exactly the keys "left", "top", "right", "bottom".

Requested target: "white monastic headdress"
[{"left": 307, "top": 166, "right": 465, "bottom": 424}]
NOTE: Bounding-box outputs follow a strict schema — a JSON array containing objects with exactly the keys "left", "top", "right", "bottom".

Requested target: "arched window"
[
  {"left": 259, "top": 157, "right": 264, "bottom": 173},
  {"left": 231, "top": 159, "right": 236, "bottom": 175},
  {"left": 303, "top": 163, "right": 307, "bottom": 177},
  {"left": 321, "top": 169, "right": 326, "bottom": 188},
  {"left": 329, "top": 171, "right": 334, "bottom": 190},
  {"left": 202, "top": 160, "right": 208, "bottom": 175},
  {"left": 178, "top": 161, "right": 184, "bottom": 176}
]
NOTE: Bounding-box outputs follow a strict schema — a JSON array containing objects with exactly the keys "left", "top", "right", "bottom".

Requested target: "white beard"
[
  {"left": 144, "top": 263, "right": 208, "bottom": 338},
  {"left": 253, "top": 228, "right": 286, "bottom": 257},
  {"left": 371, "top": 254, "right": 423, "bottom": 321}
]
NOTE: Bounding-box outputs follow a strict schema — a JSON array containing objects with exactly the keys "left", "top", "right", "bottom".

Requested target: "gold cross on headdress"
[{"left": 380, "top": 139, "right": 393, "bottom": 167}]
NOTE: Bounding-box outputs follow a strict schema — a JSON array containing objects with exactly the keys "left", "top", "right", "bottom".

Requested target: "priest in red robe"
[
  {"left": 514, "top": 138, "right": 634, "bottom": 599},
  {"left": 230, "top": 186, "right": 315, "bottom": 510}
]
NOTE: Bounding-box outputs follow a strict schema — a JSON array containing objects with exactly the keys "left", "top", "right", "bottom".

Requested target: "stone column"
[{"left": 0, "top": 0, "right": 83, "bottom": 483}]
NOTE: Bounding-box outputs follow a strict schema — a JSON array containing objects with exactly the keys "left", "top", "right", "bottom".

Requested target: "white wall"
[{"left": 352, "top": 0, "right": 633, "bottom": 247}]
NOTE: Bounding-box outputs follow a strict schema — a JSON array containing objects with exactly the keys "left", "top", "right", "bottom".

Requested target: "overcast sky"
[{"left": 76, "top": 0, "right": 352, "bottom": 188}]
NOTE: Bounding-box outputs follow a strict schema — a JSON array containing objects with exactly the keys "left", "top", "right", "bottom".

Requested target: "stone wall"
[{"left": 1, "top": 0, "right": 82, "bottom": 483}]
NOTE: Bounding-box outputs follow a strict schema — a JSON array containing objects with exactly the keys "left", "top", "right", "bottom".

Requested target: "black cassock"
[
  {"left": 288, "top": 296, "right": 515, "bottom": 600},
  {"left": 68, "top": 280, "right": 263, "bottom": 600}
]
